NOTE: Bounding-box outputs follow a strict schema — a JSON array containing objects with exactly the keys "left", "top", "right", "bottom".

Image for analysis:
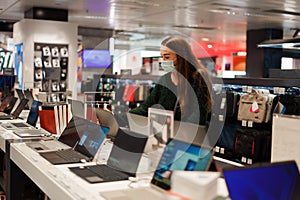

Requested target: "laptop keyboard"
[
  {"left": 87, "top": 165, "right": 129, "bottom": 181},
  {"left": 56, "top": 149, "right": 89, "bottom": 162}
]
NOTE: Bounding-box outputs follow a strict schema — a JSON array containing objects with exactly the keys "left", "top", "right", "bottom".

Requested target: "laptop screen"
[
  {"left": 5, "top": 97, "right": 18, "bottom": 114},
  {"left": 26, "top": 100, "right": 42, "bottom": 126},
  {"left": 148, "top": 107, "right": 174, "bottom": 145},
  {"left": 69, "top": 99, "right": 85, "bottom": 118},
  {"left": 0, "top": 96, "right": 13, "bottom": 112},
  {"left": 16, "top": 88, "right": 25, "bottom": 100},
  {"left": 223, "top": 161, "right": 299, "bottom": 200},
  {"left": 107, "top": 128, "right": 148, "bottom": 176},
  {"left": 11, "top": 98, "right": 29, "bottom": 117},
  {"left": 24, "top": 89, "right": 34, "bottom": 109},
  {"left": 74, "top": 122, "right": 109, "bottom": 158},
  {"left": 151, "top": 139, "right": 214, "bottom": 190},
  {"left": 58, "top": 116, "right": 87, "bottom": 147}
]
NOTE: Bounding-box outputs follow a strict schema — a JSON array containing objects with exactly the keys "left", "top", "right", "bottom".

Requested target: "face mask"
[{"left": 160, "top": 60, "right": 175, "bottom": 72}]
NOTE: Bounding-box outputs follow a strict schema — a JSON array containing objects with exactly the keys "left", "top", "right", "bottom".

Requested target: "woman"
[{"left": 129, "top": 36, "right": 213, "bottom": 125}]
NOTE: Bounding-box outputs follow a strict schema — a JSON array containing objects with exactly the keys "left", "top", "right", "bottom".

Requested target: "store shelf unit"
[{"left": 212, "top": 77, "right": 300, "bottom": 165}]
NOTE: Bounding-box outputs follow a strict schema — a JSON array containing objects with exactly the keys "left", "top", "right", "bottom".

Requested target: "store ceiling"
[{"left": 1, "top": 0, "right": 300, "bottom": 55}]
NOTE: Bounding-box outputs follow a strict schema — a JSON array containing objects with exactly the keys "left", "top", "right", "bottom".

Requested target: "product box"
[{"left": 171, "top": 171, "right": 220, "bottom": 200}]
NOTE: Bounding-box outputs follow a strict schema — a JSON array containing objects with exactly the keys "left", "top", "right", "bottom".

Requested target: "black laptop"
[
  {"left": 24, "top": 89, "right": 35, "bottom": 109},
  {"left": 16, "top": 88, "right": 29, "bottom": 109},
  {"left": 1, "top": 100, "right": 42, "bottom": 130},
  {"left": 69, "top": 128, "right": 148, "bottom": 183},
  {"left": 0, "top": 96, "right": 18, "bottom": 114},
  {"left": 15, "top": 88, "right": 25, "bottom": 100},
  {"left": 0, "top": 98, "right": 29, "bottom": 120},
  {"left": 39, "top": 118, "right": 109, "bottom": 165}
]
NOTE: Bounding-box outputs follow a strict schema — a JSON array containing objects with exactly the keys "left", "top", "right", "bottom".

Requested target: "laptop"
[
  {"left": 38, "top": 118, "right": 109, "bottom": 164},
  {"left": 148, "top": 107, "right": 174, "bottom": 145},
  {"left": 68, "top": 128, "right": 148, "bottom": 183},
  {"left": 1, "top": 100, "right": 42, "bottom": 130},
  {"left": 0, "top": 98, "right": 29, "bottom": 120},
  {"left": 68, "top": 99, "right": 85, "bottom": 118},
  {"left": 15, "top": 88, "right": 29, "bottom": 109},
  {"left": 26, "top": 116, "right": 88, "bottom": 152},
  {"left": 127, "top": 112, "right": 148, "bottom": 136},
  {"left": 15, "top": 88, "right": 25, "bottom": 100},
  {"left": 173, "top": 120, "right": 207, "bottom": 146},
  {"left": 100, "top": 138, "right": 214, "bottom": 200},
  {"left": 0, "top": 96, "right": 18, "bottom": 114},
  {"left": 223, "top": 160, "right": 299, "bottom": 200},
  {"left": 24, "top": 89, "right": 35, "bottom": 109}
]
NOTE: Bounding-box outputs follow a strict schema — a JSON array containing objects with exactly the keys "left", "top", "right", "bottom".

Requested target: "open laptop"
[
  {"left": 68, "top": 99, "right": 85, "bottom": 118},
  {"left": 100, "top": 138, "right": 215, "bottom": 200},
  {"left": 38, "top": 118, "right": 109, "bottom": 164},
  {"left": 1, "top": 100, "right": 42, "bottom": 130},
  {"left": 173, "top": 120, "right": 207, "bottom": 146},
  {"left": 148, "top": 107, "right": 174, "bottom": 145},
  {"left": 15, "top": 88, "right": 25, "bottom": 100},
  {"left": 0, "top": 96, "right": 18, "bottom": 114},
  {"left": 26, "top": 116, "right": 87, "bottom": 152},
  {"left": 15, "top": 88, "right": 29, "bottom": 110},
  {"left": 0, "top": 98, "right": 29, "bottom": 120},
  {"left": 223, "top": 160, "right": 299, "bottom": 200},
  {"left": 68, "top": 128, "right": 148, "bottom": 183},
  {"left": 127, "top": 112, "right": 148, "bottom": 136},
  {"left": 24, "top": 89, "right": 35, "bottom": 109}
]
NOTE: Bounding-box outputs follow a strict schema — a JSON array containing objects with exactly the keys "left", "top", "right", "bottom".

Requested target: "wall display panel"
[{"left": 33, "top": 43, "right": 68, "bottom": 92}]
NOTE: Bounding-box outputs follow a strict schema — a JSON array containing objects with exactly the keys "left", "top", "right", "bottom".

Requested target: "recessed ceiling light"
[
  {"left": 208, "top": 44, "right": 213, "bottom": 48},
  {"left": 202, "top": 38, "right": 209, "bottom": 41}
]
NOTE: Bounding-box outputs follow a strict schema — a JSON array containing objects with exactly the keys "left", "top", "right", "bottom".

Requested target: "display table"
[{"left": 9, "top": 141, "right": 230, "bottom": 200}]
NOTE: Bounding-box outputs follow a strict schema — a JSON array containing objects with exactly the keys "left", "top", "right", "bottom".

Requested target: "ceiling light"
[
  {"left": 257, "top": 38, "right": 300, "bottom": 49},
  {"left": 207, "top": 44, "right": 213, "bottom": 48},
  {"left": 202, "top": 38, "right": 209, "bottom": 41}
]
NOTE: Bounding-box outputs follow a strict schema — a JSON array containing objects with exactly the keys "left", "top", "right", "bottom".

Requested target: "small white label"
[
  {"left": 241, "top": 157, "right": 247, "bottom": 163},
  {"left": 220, "top": 148, "right": 225, "bottom": 154},
  {"left": 219, "top": 115, "right": 224, "bottom": 121},
  {"left": 279, "top": 87, "right": 286, "bottom": 94},
  {"left": 220, "top": 97, "right": 226, "bottom": 109},
  {"left": 247, "top": 158, "right": 253, "bottom": 165},
  {"left": 273, "top": 87, "right": 280, "bottom": 94},
  {"left": 242, "top": 120, "right": 247, "bottom": 127},
  {"left": 247, "top": 86, "right": 253, "bottom": 93},
  {"left": 248, "top": 121, "right": 253, "bottom": 127}
]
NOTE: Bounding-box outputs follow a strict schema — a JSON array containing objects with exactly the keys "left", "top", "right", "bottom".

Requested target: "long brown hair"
[{"left": 161, "top": 36, "right": 213, "bottom": 115}]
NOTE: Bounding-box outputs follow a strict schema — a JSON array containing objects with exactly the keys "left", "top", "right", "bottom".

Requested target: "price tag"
[
  {"left": 241, "top": 157, "right": 247, "bottom": 163},
  {"left": 220, "top": 97, "right": 226, "bottom": 109},
  {"left": 218, "top": 115, "right": 224, "bottom": 121},
  {"left": 247, "top": 86, "right": 253, "bottom": 93},
  {"left": 242, "top": 120, "right": 247, "bottom": 127},
  {"left": 248, "top": 121, "right": 253, "bottom": 127}
]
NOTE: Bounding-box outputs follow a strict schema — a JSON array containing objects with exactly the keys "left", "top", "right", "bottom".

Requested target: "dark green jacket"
[{"left": 129, "top": 72, "right": 208, "bottom": 125}]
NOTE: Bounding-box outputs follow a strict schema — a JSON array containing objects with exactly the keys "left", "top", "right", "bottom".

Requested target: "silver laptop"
[
  {"left": 68, "top": 99, "right": 85, "bottom": 118},
  {"left": 100, "top": 138, "right": 214, "bottom": 200},
  {"left": 13, "top": 128, "right": 51, "bottom": 138},
  {"left": 173, "top": 120, "right": 207, "bottom": 146},
  {"left": 127, "top": 112, "right": 148, "bottom": 135},
  {"left": 1, "top": 100, "right": 42, "bottom": 130},
  {"left": 26, "top": 116, "right": 87, "bottom": 152}
]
